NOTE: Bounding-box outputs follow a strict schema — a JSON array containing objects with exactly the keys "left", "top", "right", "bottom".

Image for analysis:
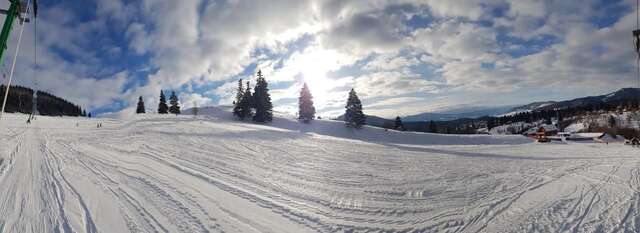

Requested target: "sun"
[{"left": 296, "top": 49, "right": 340, "bottom": 107}]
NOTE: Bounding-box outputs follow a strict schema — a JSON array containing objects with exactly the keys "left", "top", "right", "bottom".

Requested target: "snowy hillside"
[
  {"left": 1, "top": 110, "right": 640, "bottom": 232},
  {"left": 185, "top": 106, "right": 530, "bottom": 145}
]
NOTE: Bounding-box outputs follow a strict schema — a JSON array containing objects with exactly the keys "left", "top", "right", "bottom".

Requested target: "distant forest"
[
  {"left": 365, "top": 96, "right": 640, "bottom": 135},
  {"left": 0, "top": 85, "right": 86, "bottom": 117}
]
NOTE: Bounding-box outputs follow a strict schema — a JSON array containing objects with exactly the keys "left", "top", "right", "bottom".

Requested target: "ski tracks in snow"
[{"left": 1, "top": 116, "right": 640, "bottom": 232}]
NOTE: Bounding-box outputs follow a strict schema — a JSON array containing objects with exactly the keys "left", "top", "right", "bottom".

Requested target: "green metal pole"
[
  {"left": 0, "top": 0, "right": 20, "bottom": 121},
  {"left": 0, "top": 0, "right": 19, "bottom": 66}
]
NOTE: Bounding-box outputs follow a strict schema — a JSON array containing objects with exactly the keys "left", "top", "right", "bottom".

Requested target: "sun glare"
[{"left": 296, "top": 49, "right": 342, "bottom": 108}]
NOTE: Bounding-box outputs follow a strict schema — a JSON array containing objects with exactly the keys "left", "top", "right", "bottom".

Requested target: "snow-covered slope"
[
  {"left": 1, "top": 111, "right": 640, "bottom": 232},
  {"left": 185, "top": 106, "right": 530, "bottom": 145},
  {"left": 524, "top": 88, "right": 640, "bottom": 112}
]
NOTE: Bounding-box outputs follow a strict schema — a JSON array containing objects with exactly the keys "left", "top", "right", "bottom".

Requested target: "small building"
[{"left": 524, "top": 124, "right": 558, "bottom": 137}]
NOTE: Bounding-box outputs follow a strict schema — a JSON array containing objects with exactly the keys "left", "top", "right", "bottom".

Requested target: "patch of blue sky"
[
  {"left": 131, "top": 64, "right": 156, "bottom": 85},
  {"left": 98, "top": 48, "right": 152, "bottom": 77},
  {"left": 411, "top": 62, "right": 443, "bottom": 84},
  {"left": 48, "top": 46, "right": 76, "bottom": 64},
  {"left": 93, "top": 99, "right": 127, "bottom": 115},
  {"left": 405, "top": 14, "right": 431, "bottom": 30},
  {"left": 326, "top": 54, "right": 375, "bottom": 80},
  {"left": 497, "top": 29, "right": 558, "bottom": 58},
  {"left": 592, "top": 0, "right": 629, "bottom": 29},
  {"left": 488, "top": 3, "right": 509, "bottom": 18},
  {"left": 481, "top": 62, "right": 496, "bottom": 70},
  {"left": 51, "top": 0, "right": 95, "bottom": 22}
]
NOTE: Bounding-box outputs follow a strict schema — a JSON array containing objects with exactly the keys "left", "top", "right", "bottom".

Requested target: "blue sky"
[{"left": 1, "top": 0, "right": 637, "bottom": 118}]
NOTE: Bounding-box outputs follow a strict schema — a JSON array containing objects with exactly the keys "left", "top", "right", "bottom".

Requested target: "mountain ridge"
[{"left": 338, "top": 88, "right": 640, "bottom": 132}]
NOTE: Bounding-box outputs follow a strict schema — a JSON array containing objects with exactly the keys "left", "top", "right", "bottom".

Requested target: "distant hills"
[
  {"left": 527, "top": 88, "right": 640, "bottom": 111},
  {"left": 337, "top": 88, "right": 640, "bottom": 133},
  {"left": 0, "top": 85, "right": 86, "bottom": 117},
  {"left": 402, "top": 106, "right": 515, "bottom": 122},
  {"left": 402, "top": 88, "right": 640, "bottom": 121}
]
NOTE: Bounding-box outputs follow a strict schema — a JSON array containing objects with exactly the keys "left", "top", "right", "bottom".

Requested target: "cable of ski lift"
[{"left": 31, "top": 0, "right": 37, "bottom": 119}]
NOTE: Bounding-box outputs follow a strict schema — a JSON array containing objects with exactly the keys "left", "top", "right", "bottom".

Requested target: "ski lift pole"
[
  {"left": 0, "top": 0, "right": 20, "bottom": 66},
  {"left": 0, "top": 0, "right": 33, "bottom": 121},
  {"left": 635, "top": 0, "right": 640, "bottom": 88}
]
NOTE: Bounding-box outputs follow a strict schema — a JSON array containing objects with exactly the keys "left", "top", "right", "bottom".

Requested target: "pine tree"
[
  {"left": 298, "top": 83, "right": 315, "bottom": 122},
  {"left": 344, "top": 88, "right": 365, "bottom": 128},
  {"left": 608, "top": 115, "right": 617, "bottom": 128},
  {"left": 169, "top": 91, "right": 181, "bottom": 115},
  {"left": 428, "top": 120, "right": 438, "bottom": 133},
  {"left": 136, "top": 96, "right": 146, "bottom": 114},
  {"left": 232, "top": 79, "right": 244, "bottom": 118},
  {"left": 252, "top": 70, "right": 273, "bottom": 122},
  {"left": 486, "top": 118, "right": 495, "bottom": 131},
  {"left": 158, "top": 90, "right": 168, "bottom": 114},
  {"left": 238, "top": 81, "right": 253, "bottom": 120},
  {"left": 394, "top": 116, "right": 404, "bottom": 130}
]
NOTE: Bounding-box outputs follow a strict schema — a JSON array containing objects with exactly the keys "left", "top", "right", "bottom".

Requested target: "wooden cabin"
[
  {"left": 535, "top": 127, "right": 551, "bottom": 142},
  {"left": 525, "top": 125, "right": 558, "bottom": 138}
]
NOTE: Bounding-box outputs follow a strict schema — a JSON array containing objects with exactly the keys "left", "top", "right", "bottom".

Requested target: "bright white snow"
[{"left": 0, "top": 108, "right": 639, "bottom": 232}]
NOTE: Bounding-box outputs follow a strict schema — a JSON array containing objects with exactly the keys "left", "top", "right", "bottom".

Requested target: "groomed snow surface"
[{"left": 0, "top": 107, "right": 639, "bottom": 233}]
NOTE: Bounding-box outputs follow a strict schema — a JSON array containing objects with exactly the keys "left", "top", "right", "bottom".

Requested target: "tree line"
[
  {"left": 487, "top": 99, "right": 640, "bottom": 132},
  {"left": 417, "top": 99, "right": 640, "bottom": 135},
  {"left": 232, "top": 70, "right": 367, "bottom": 127},
  {"left": 0, "top": 85, "right": 88, "bottom": 117},
  {"left": 133, "top": 68, "right": 368, "bottom": 129},
  {"left": 365, "top": 96, "right": 640, "bottom": 135},
  {"left": 129, "top": 68, "right": 634, "bottom": 137},
  {"left": 136, "top": 90, "right": 181, "bottom": 115}
]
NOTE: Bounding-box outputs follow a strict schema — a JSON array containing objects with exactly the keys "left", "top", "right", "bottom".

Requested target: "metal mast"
[
  {"left": 0, "top": 0, "right": 36, "bottom": 121},
  {"left": 635, "top": 0, "right": 640, "bottom": 88}
]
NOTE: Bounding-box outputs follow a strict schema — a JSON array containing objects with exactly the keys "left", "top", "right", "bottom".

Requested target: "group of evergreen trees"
[
  {"left": 136, "top": 90, "right": 181, "bottom": 115},
  {"left": 232, "top": 70, "right": 273, "bottom": 122},
  {"left": 486, "top": 99, "right": 640, "bottom": 132},
  {"left": 231, "top": 70, "right": 368, "bottom": 128},
  {"left": 382, "top": 98, "right": 640, "bottom": 135},
  {"left": 0, "top": 85, "right": 88, "bottom": 117}
]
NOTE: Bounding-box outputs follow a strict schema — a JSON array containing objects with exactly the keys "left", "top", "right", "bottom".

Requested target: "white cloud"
[
  {"left": 355, "top": 71, "right": 442, "bottom": 98},
  {"left": 364, "top": 54, "right": 419, "bottom": 71},
  {"left": 412, "top": 21, "right": 499, "bottom": 62},
  {"left": 179, "top": 93, "right": 215, "bottom": 109},
  {"left": 2, "top": 0, "right": 634, "bottom": 118}
]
